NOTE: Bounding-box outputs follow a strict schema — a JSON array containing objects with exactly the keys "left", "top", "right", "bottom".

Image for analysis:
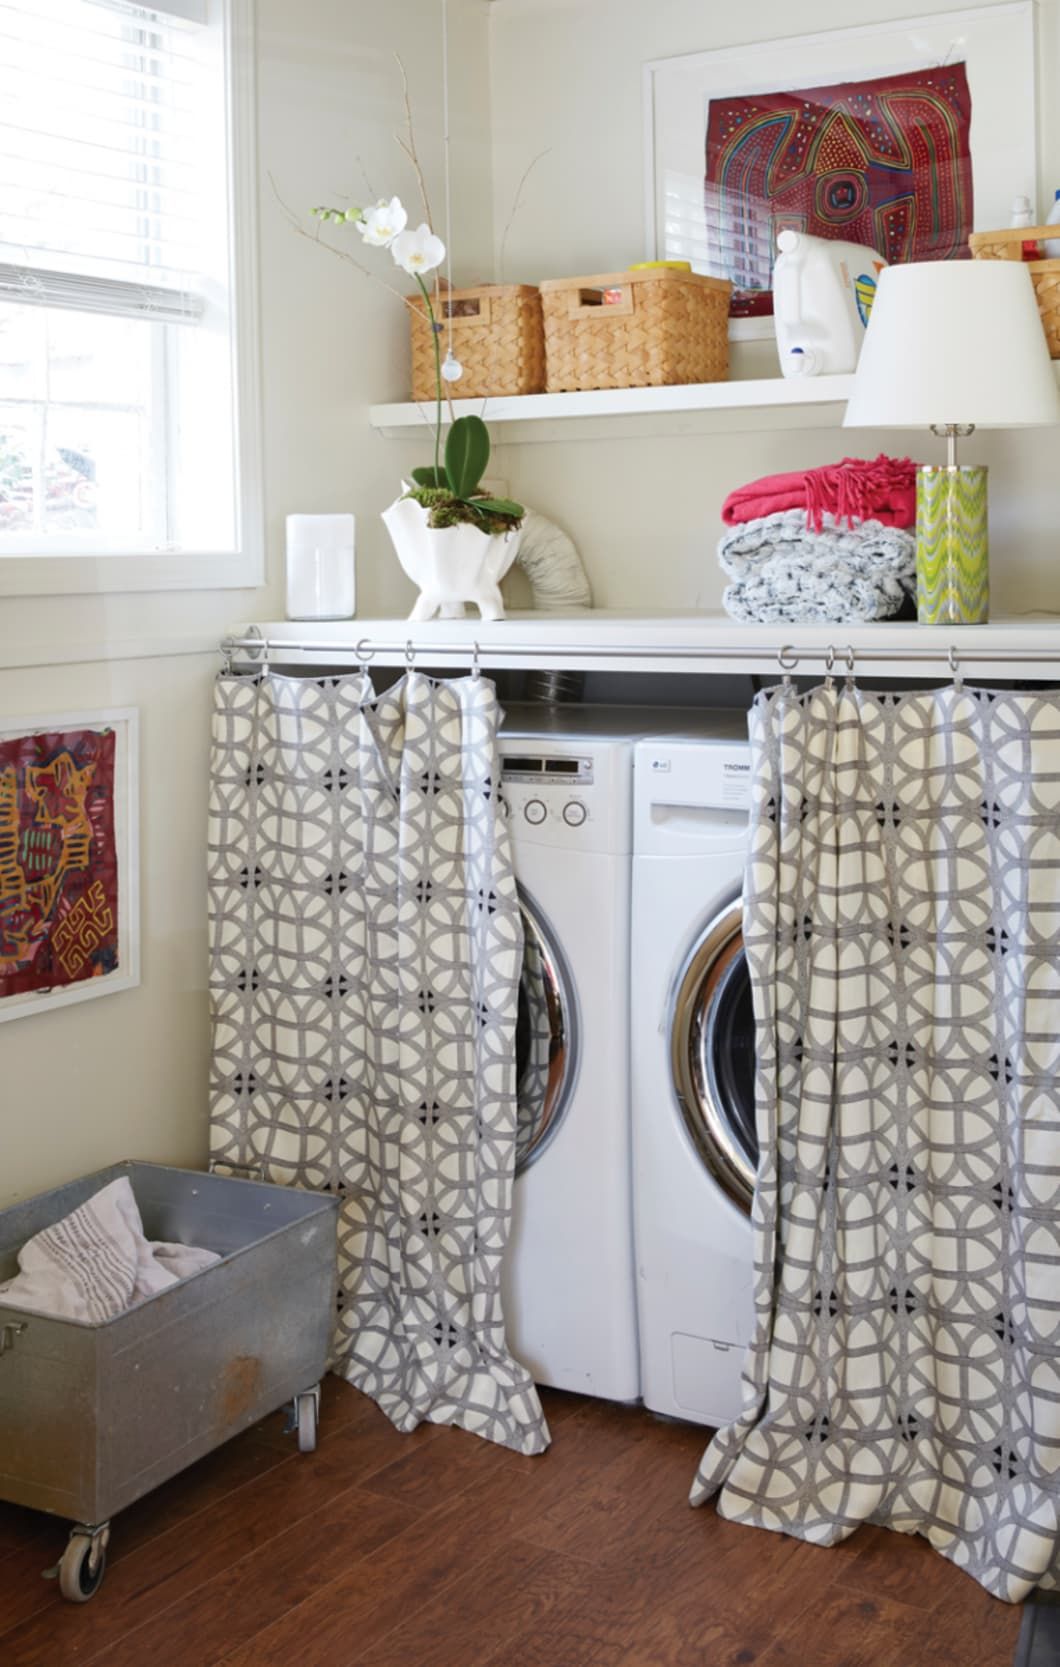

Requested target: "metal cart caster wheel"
[
  {"left": 59, "top": 1528, "right": 109, "bottom": 1603},
  {"left": 296, "top": 1386, "right": 319, "bottom": 1453}
]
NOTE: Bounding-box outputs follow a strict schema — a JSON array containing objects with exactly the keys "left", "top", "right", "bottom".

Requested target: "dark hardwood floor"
[{"left": 0, "top": 1378, "right": 1022, "bottom": 1666}]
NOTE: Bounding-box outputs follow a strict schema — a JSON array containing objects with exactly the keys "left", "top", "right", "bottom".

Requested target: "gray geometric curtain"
[
  {"left": 693, "top": 680, "right": 1060, "bottom": 1603},
  {"left": 208, "top": 669, "right": 549, "bottom": 1455}
]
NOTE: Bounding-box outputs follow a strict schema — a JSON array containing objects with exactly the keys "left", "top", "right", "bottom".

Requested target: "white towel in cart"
[{"left": 0, "top": 1176, "right": 219, "bottom": 1323}]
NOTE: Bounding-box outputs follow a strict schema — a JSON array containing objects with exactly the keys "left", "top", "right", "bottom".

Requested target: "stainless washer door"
[
  {"left": 670, "top": 899, "right": 758, "bottom": 1212},
  {"left": 515, "top": 887, "right": 577, "bottom": 1173}
]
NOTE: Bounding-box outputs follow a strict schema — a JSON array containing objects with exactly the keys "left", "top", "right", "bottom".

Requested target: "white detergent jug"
[{"left": 772, "top": 230, "right": 887, "bottom": 378}]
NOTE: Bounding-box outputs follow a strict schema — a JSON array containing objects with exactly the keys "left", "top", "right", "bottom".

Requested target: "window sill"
[{"left": 0, "top": 545, "right": 264, "bottom": 597}]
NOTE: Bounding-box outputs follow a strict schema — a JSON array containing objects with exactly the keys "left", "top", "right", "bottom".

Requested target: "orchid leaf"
[
  {"left": 410, "top": 466, "right": 447, "bottom": 489},
  {"left": 444, "top": 414, "right": 490, "bottom": 498},
  {"left": 469, "top": 496, "right": 524, "bottom": 518}
]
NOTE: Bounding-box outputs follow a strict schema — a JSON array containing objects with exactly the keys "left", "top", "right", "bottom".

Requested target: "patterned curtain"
[
  {"left": 208, "top": 669, "right": 549, "bottom": 1456},
  {"left": 693, "top": 680, "right": 1060, "bottom": 1603}
]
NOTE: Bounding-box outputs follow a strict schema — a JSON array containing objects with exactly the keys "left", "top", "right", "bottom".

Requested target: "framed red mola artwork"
[
  {"left": 704, "top": 61, "right": 973, "bottom": 318},
  {"left": 0, "top": 708, "right": 139, "bottom": 1021},
  {"left": 644, "top": 4, "right": 1037, "bottom": 335}
]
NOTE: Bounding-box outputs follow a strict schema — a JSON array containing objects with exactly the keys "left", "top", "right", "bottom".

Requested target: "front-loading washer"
[
  {"left": 631, "top": 729, "right": 757, "bottom": 1427},
  {"left": 499, "top": 714, "right": 641, "bottom": 1402}
]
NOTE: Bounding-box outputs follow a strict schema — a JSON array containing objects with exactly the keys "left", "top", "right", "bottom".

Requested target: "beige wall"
[
  {"left": 0, "top": 653, "right": 215, "bottom": 1206},
  {"left": 487, "top": 0, "right": 1060, "bottom": 614},
  {"left": 0, "top": 0, "right": 494, "bottom": 1205},
  {"left": 256, "top": 0, "right": 496, "bottom": 620}
]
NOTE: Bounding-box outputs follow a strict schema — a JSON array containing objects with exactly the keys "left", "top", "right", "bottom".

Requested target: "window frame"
[{"left": 0, "top": 0, "right": 263, "bottom": 597}]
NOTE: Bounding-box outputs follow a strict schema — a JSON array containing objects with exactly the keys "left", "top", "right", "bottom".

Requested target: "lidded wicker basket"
[
  {"left": 409, "top": 283, "right": 545, "bottom": 401},
  {"left": 968, "top": 227, "right": 1060, "bottom": 359},
  {"left": 539, "top": 268, "right": 732, "bottom": 392}
]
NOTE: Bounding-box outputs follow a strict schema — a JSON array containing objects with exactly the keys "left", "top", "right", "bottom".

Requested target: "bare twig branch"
[
  {"left": 497, "top": 148, "right": 551, "bottom": 282},
  {"left": 394, "top": 52, "right": 434, "bottom": 228},
  {"left": 269, "top": 171, "right": 421, "bottom": 315},
  {"left": 354, "top": 155, "right": 378, "bottom": 203}
]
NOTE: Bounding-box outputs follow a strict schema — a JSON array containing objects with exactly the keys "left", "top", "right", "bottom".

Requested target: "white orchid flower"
[
  {"left": 391, "top": 223, "right": 446, "bottom": 276},
  {"left": 359, "top": 197, "right": 407, "bottom": 247}
]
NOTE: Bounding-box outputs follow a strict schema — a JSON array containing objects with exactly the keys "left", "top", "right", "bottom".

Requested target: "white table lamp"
[{"left": 844, "top": 260, "right": 1060, "bottom": 624}]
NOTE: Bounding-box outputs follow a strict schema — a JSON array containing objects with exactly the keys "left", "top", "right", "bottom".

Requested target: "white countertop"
[{"left": 224, "top": 611, "right": 1060, "bottom": 680}]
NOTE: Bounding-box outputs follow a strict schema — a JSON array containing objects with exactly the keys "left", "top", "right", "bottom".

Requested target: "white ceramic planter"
[{"left": 382, "top": 494, "right": 523, "bottom": 621}]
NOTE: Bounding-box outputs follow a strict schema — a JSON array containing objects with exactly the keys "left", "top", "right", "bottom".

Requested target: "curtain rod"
[{"left": 219, "top": 633, "right": 1060, "bottom": 672}]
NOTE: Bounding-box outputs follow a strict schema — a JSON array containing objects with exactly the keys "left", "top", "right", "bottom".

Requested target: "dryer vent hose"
[{"left": 525, "top": 668, "right": 586, "bottom": 705}]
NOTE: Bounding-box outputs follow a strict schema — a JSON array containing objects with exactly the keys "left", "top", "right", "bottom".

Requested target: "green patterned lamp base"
[{"left": 916, "top": 465, "right": 989, "bottom": 625}]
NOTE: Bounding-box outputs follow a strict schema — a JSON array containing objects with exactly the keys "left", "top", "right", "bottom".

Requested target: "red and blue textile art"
[
  {"left": 0, "top": 726, "right": 118, "bottom": 999},
  {"left": 705, "top": 62, "right": 973, "bottom": 316}
]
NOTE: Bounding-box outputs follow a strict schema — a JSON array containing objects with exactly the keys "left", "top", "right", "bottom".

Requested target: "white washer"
[
  {"left": 499, "top": 711, "right": 641, "bottom": 1401},
  {"left": 631, "top": 727, "right": 757, "bottom": 1427}
]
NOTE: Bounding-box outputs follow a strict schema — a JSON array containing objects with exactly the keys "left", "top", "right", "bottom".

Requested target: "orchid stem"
[{"left": 416, "top": 272, "right": 443, "bottom": 480}]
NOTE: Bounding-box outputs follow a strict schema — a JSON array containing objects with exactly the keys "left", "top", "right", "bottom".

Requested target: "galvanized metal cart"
[{"left": 0, "top": 1160, "right": 339, "bottom": 1601}]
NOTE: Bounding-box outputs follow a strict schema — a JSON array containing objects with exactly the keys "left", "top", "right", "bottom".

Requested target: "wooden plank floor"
[{"left": 0, "top": 1379, "right": 1023, "bottom": 1666}]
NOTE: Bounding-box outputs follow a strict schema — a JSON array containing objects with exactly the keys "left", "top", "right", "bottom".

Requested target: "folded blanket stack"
[
  {"left": 720, "top": 510, "right": 917, "bottom": 624},
  {"left": 0, "top": 1176, "right": 220, "bottom": 1323},
  {"left": 719, "top": 455, "right": 918, "bottom": 624}
]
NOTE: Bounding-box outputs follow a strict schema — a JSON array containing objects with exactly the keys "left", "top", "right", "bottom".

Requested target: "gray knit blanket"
[{"left": 719, "top": 510, "right": 916, "bottom": 624}]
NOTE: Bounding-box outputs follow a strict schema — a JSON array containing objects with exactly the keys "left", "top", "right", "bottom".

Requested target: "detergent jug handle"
[{"left": 774, "top": 228, "right": 802, "bottom": 323}]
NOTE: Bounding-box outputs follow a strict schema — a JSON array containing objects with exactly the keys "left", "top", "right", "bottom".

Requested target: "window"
[{"left": 0, "top": 0, "right": 261, "bottom": 593}]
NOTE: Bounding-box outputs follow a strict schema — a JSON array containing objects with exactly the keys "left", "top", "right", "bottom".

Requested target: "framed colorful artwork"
[
  {"left": 643, "top": 3, "right": 1037, "bottom": 335},
  {"left": 0, "top": 708, "right": 139, "bottom": 1022}
]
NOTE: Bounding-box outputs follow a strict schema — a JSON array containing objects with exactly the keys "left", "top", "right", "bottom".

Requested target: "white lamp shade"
[{"left": 844, "top": 259, "right": 1060, "bottom": 429}]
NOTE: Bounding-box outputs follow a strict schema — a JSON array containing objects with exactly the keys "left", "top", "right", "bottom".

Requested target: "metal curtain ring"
[
  {"left": 949, "top": 645, "right": 961, "bottom": 680},
  {"left": 471, "top": 641, "right": 481, "bottom": 679},
  {"left": 824, "top": 645, "right": 836, "bottom": 675},
  {"left": 405, "top": 639, "right": 416, "bottom": 666},
  {"left": 845, "top": 645, "right": 856, "bottom": 676},
  {"left": 355, "top": 637, "right": 375, "bottom": 669},
  {"left": 220, "top": 637, "right": 234, "bottom": 676},
  {"left": 777, "top": 645, "right": 799, "bottom": 672}
]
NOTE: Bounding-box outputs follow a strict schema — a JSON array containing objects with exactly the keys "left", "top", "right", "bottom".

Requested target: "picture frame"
[
  {"left": 643, "top": 2, "right": 1038, "bottom": 339},
  {"left": 0, "top": 707, "right": 139, "bottom": 1022}
]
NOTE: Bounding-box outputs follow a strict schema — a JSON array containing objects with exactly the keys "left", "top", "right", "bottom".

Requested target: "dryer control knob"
[
  {"left": 524, "top": 799, "right": 547, "bottom": 825},
  {"left": 562, "top": 801, "right": 587, "bottom": 827}
]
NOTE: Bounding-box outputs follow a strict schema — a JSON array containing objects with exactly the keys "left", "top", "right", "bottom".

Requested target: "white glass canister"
[{"left": 285, "top": 513, "right": 356, "bottom": 620}]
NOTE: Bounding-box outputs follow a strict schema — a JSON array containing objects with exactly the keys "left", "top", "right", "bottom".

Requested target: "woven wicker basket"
[
  {"left": 409, "top": 284, "right": 545, "bottom": 401},
  {"left": 539, "top": 268, "right": 731, "bottom": 392},
  {"left": 969, "top": 227, "right": 1060, "bottom": 359}
]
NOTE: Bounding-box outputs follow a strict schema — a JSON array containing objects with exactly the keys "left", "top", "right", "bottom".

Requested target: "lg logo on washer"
[{"left": 644, "top": 749, "right": 751, "bottom": 808}]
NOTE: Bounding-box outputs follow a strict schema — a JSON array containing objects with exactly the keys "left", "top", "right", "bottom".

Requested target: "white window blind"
[
  {"left": 661, "top": 170, "right": 774, "bottom": 294},
  {"left": 0, "top": 0, "right": 256, "bottom": 578},
  {"left": 0, "top": 0, "right": 212, "bottom": 312}
]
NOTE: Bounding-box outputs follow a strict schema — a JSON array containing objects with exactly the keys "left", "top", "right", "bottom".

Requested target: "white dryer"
[
  {"left": 499, "top": 712, "right": 641, "bottom": 1402},
  {"left": 631, "top": 728, "right": 757, "bottom": 1427}
]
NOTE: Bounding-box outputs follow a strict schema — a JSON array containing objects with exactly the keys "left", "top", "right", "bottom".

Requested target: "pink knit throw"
[{"left": 721, "top": 454, "right": 917, "bottom": 531}]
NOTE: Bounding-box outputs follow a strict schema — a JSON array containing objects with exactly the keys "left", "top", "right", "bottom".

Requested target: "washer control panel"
[
  {"left": 501, "top": 749, "right": 607, "bottom": 849},
  {"left": 500, "top": 734, "right": 633, "bottom": 855},
  {"left": 502, "top": 754, "right": 594, "bottom": 787}
]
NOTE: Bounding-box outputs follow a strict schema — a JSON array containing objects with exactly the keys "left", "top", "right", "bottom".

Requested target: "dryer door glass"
[
  {"left": 671, "top": 899, "right": 758, "bottom": 1212},
  {"left": 515, "top": 888, "right": 577, "bottom": 1173}
]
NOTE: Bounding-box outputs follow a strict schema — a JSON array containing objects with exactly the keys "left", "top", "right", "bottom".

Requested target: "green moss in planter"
[{"left": 404, "top": 487, "right": 524, "bottom": 537}]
